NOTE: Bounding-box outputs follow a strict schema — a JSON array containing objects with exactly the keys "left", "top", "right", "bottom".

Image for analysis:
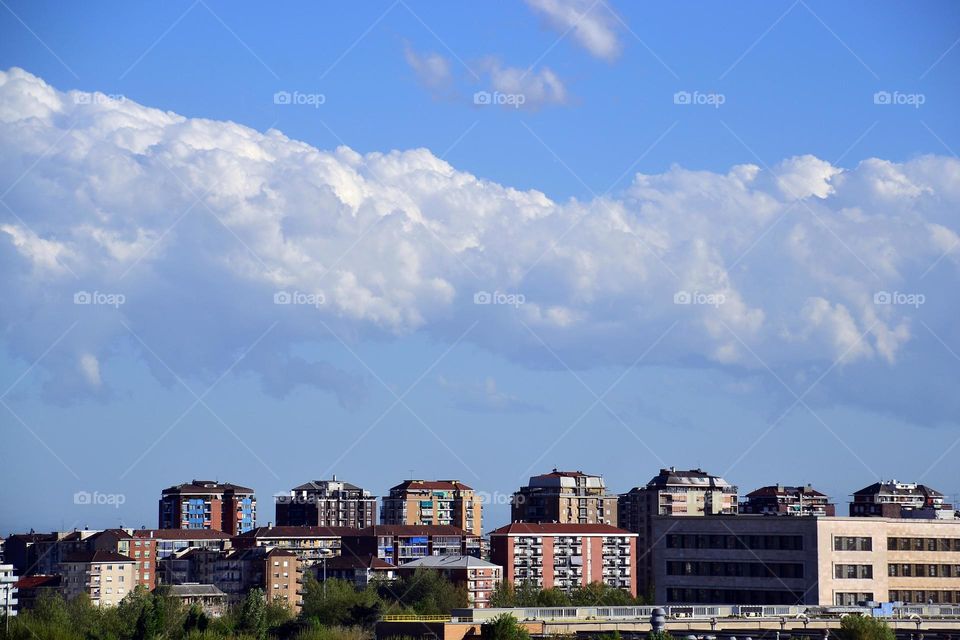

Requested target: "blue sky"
[{"left": 0, "top": 1, "right": 958, "bottom": 533}]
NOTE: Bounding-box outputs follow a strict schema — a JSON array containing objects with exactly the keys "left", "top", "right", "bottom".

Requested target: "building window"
[
  {"left": 834, "top": 537, "right": 872, "bottom": 551},
  {"left": 835, "top": 564, "right": 873, "bottom": 579}
]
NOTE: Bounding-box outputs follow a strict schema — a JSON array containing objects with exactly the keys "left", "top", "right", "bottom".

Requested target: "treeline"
[
  {"left": 2, "top": 571, "right": 665, "bottom": 640},
  {"left": 489, "top": 580, "right": 650, "bottom": 607},
  {"left": 0, "top": 569, "right": 471, "bottom": 640}
]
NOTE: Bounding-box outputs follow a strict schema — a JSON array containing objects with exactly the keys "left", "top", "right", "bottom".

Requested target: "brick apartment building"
[
  {"left": 189, "top": 547, "right": 303, "bottom": 613},
  {"left": 381, "top": 480, "right": 482, "bottom": 536},
  {"left": 342, "top": 525, "right": 482, "bottom": 566},
  {"left": 490, "top": 523, "right": 638, "bottom": 597},
  {"left": 653, "top": 515, "right": 960, "bottom": 606},
  {"left": 276, "top": 477, "right": 377, "bottom": 528},
  {"left": 740, "top": 484, "right": 836, "bottom": 516},
  {"left": 232, "top": 526, "right": 354, "bottom": 566},
  {"left": 132, "top": 528, "right": 231, "bottom": 587},
  {"left": 159, "top": 480, "right": 256, "bottom": 535},
  {"left": 850, "top": 480, "right": 955, "bottom": 519},
  {"left": 512, "top": 469, "right": 619, "bottom": 526}
]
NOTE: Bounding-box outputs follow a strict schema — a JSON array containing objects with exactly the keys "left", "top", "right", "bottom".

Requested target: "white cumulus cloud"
[{"left": 1, "top": 68, "right": 958, "bottom": 424}]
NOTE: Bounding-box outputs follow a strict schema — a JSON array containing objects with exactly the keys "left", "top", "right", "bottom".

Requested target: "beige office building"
[{"left": 653, "top": 516, "right": 960, "bottom": 606}]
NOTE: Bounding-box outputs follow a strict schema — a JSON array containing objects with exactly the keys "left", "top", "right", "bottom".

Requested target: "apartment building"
[
  {"left": 194, "top": 547, "right": 303, "bottom": 614},
  {"left": 399, "top": 555, "right": 502, "bottom": 608},
  {"left": 850, "top": 480, "right": 955, "bottom": 519},
  {"left": 132, "top": 529, "right": 231, "bottom": 587},
  {"left": 342, "top": 525, "right": 482, "bottom": 566},
  {"left": 276, "top": 477, "right": 377, "bottom": 528},
  {"left": 741, "top": 484, "right": 836, "bottom": 517},
  {"left": 4, "top": 531, "right": 92, "bottom": 577},
  {"left": 231, "top": 526, "right": 353, "bottom": 566},
  {"left": 512, "top": 469, "right": 619, "bottom": 526},
  {"left": 158, "top": 480, "right": 256, "bottom": 534},
  {"left": 381, "top": 480, "right": 482, "bottom": 536},
  {"left": 60, "top": 551, "right": 136, "bottom": 607},
  {"left": 489, "top": 523, "right": 638, "bottom": 597},
  {"left": 0, "top": 564, "right": 17, "bottom": 618},
  {"left": 619, "top": 467, "right": 738, "bottom": 592},
  {"left": 652, "top": 515, "right": 960, "bottom": 606}
]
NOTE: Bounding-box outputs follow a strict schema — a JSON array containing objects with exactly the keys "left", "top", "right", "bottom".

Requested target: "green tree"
[
  {"left": 647, "top": 631, "right": 675, "bottom": 640},
  {"left": 382, "top": 569, "right": 467, "bottom": 615},
  {"left": 570, "top": 582, "right": 635, "bottom": 606},
  {"left": 512, "top": 581, "right": 542, "bottom": 607},
  {"left": 837, "top": 615, "right": 895, "bottom": 640},
  {"left": 489, "top": 581, "right": 516, "bottom": 608},
  {"left": 238, "top": 588, "right": 269, "bottom": 639},
  {"left": 302, "top": 576, "right": 380, "bottom": 627},
  {"left": 535, "top": 587, "right": 571, "bottom": 607},
  {"left": 482, "top": 613, "right": 531, "bottom": 640},
  {"left": 183, "top": 604, "right": 210, "bottom": 634}
]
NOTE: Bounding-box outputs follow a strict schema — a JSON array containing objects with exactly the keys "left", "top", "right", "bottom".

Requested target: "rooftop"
[
  {"left": 161, "top": 480, "right": 255, "bottom": 495},
  {"left": 132, "top": 529, "right": 232, "bottom": 540},
  {"left": 62, "top": 550, "right": 135, "bottom": 564},
  {"left": 490, "top": 522, "right": 635, "bottom": 536},
  {"left": 388, "top": 480, "right": 473, "bottom": 492},
  {"left": 167, "top": 583, "right": 227, "bottom": 598},
  {"left": 399, "top": 554, "right": 501, "bottom": 570}
]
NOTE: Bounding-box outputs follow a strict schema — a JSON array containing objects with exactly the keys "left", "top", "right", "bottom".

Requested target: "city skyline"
[{"left": 1, "top": 1, "right": 959, "bottom": 540}]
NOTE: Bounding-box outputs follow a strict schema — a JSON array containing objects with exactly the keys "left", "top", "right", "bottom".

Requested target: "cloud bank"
[{"left": 1, "top": 68, "right": 958, "bottom": 423}]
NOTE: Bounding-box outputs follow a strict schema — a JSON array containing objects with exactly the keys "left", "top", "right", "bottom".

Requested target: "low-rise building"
[
  {"left": 167, "top": 583, "right": 228, "bottom": 617},
  {"left": 398, "top": 555, "right": 502, "bottom": 608},
  {"left": 276, "top": 477, "right": 377, "bottom": 528},
  {"left": 512, "top": 469, "right": 619, "bottom": 526},
  {"left": 319, "top": 554, "right": 397, "bottom": 588},
  {"left": 60, "top": 551, "right": 136, "bottom": 607},
  {"left": 652, "top": 515, "right": 960, "bottom": 606},
  {"left": 490, "top": 523, "right": 638, "bottom": 597},
  {"left": 741, "top": 484, "right": 836, "bottom": 517}
]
